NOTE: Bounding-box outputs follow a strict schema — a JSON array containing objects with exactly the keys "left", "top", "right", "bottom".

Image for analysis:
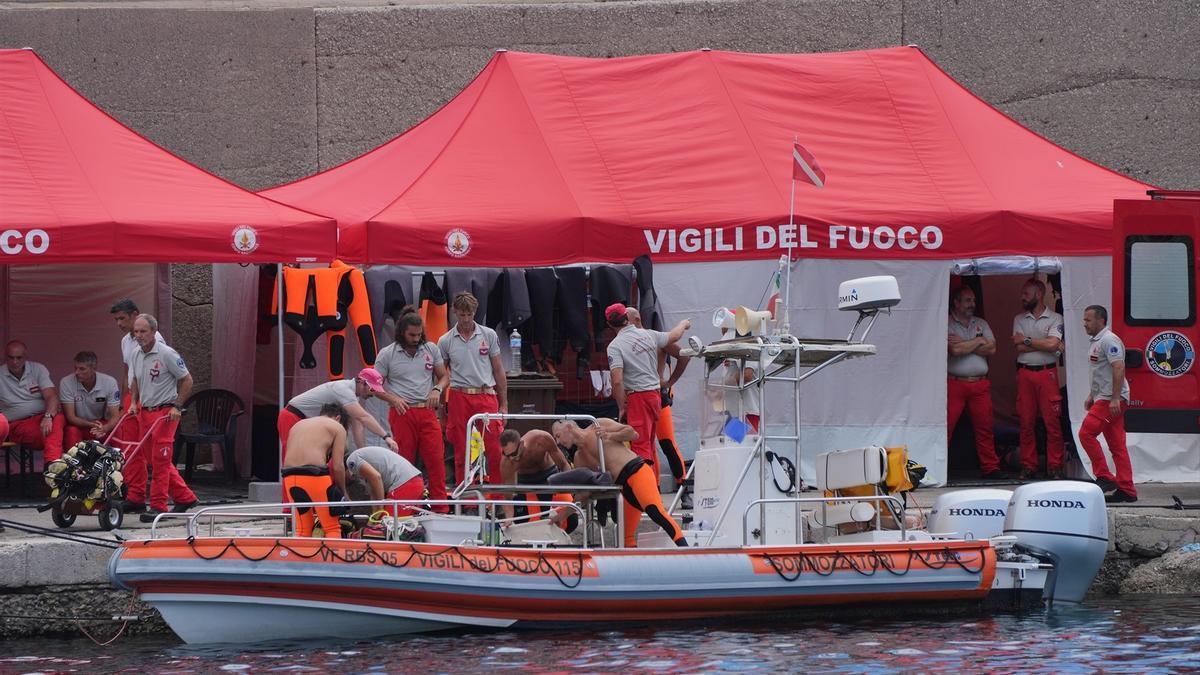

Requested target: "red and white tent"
[
  {"left": 265, "top": 47, "right": 1190, "bottom": 484},
  {"left": 0, "top": 48, "right": 336, "bottom": 264},
  {"left": 265, "top": 46, "right": 1149, "bottom": 265}
]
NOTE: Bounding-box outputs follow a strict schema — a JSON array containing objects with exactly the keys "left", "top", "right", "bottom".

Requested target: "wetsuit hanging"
[
  {"left": 418, "top": 272, "right": 449, "bottom": 343},
  {"left": 553, "top": 266, "right": 591, "bottom": 368},
  {"left": 272, "top": 261, "right": 377, "bottom": 379},
  {"left": 524, "top": 268, "right": 559, "bottom": 371},
  {"left": 364, "top": 265, "right": 415, "bottom": 346},
  {"left": 590, "top": 264, "right": 633, "bottom": 349},
  {"left": 633, "top": 254, "right": 664, "bottom": 331},
  {"left": 326, "top": 260, "right": 377, "bottom": 379}
]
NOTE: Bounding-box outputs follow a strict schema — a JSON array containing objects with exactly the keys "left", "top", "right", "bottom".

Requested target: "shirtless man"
[
  {"left": 552, "top": 418, "right": 686, "bottom": 548},
  {"left": 499, "top": 428, "right": 573, "bottom": 527},
  {"left": 282, "top": 403, "right": 348, "bottom": 538}
]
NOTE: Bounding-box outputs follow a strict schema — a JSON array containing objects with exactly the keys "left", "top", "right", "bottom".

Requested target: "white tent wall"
[
  {"left": 0, "top": 264, "right": 163, "bottom": 391},
  {"left": 654, "top": 258, "right": 951, "bottom": 485},
  {"left": 1060, "top": 256, "right": 1200, "bottom": 484},
  {"left": 211, "top": 264, "right": 259, "bottom": 477}
]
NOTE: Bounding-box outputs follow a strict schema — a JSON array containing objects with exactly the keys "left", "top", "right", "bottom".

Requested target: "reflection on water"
[{"left": 3, "top": 595, "right": 1200, "bottom": 673}]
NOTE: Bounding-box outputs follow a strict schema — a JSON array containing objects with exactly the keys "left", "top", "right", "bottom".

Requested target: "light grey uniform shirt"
[
  {"left": 1013, "top": 308, "right": 1064, "bottom": 366},
  {"left": 58, "top": 372, "right": 120, "bottom": 421},
  {"left": 346, "top": 446, "right": 421, "bottom": 493},
  {"left": 947, "top": 315, "right": 994, "bottom": 377},
  {"left": 438, "top": 325, "right": 501, "bottom": 389},
  {"left": 130, "top": 342, "right": 188, "bottom": 407},
  {"left": 607, "top": 325, "right": 669, "bottom": 393},
  {"left": 122, "top": 331, "right": 165, "bottom": 386},
  {"left": 376, "top": 341, "right": 442, "bottom": 402},
  {"left": 288, "top": 380, "right": 361, "bottom": 418},
  {"left": 1088, "top": 327, "right": 1131, "bottom": 402},
  {"left": 0, "top": 361, "right": 54, "bottom": 420}
]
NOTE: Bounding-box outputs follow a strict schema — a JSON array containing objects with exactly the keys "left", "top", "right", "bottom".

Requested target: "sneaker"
[
  {"left": 120, "top": 500, "right": 146, "bottom": 514},
  {"left": 679, "top": 489, "right": 694, "bottom": 511},
  {"left": 1047, "top": 467, "right": 1066, "bottom": 480},
  {"left": 1104, "top": 490, "right": 1138, "bottom": 504},
  {"left": 170, "top": 500, "right": 199, "bottom": 514},
  {"left": 1095, "top": 477, "right": 1119, "bottom": 493},
  {"left": 139, "top": 509, "right": 165, "bottom": 524},
  {"left": 980, "top": 469, "right": 1011, "bottom": 481},
  {"left": 1019, "top": 469, "right": 1038, "bottom": 481}
]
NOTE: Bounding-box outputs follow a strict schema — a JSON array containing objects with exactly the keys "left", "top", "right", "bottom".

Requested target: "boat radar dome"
[{"left": 837, "top": 276, "right": 901, "bottom": 312}]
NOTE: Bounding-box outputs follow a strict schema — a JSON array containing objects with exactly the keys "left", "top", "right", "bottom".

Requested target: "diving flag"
[{"left": 792, "top": 141, "right": 826, "bottom": 188}]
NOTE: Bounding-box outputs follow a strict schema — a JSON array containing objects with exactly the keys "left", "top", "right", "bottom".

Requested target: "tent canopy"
[
  {"left": 0, "top": 48, "right": 336, "bottom": 263},
  {"left": 264, "top": 46, "right": 1152, "bottom": 266}
]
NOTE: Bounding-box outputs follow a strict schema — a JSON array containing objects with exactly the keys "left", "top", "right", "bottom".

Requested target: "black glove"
[{"left": 660, "top": 387, "right": 673, "bottom": 408}]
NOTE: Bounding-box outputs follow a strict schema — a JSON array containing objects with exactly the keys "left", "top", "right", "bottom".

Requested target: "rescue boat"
[{"left": 109, "top": 275, "right": 1109, "bottom": 644}]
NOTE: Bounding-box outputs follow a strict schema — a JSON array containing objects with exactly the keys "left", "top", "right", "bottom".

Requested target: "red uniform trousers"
[
  {"left": 130, "top": 408, "right": 197, "bottom": 512},
  {"left": 1016, "top": 367, "right": 1064, "bottom": 472},
  {"left": 947, "top": 377, "right": 1000, "bottom": 474},
  {"left": 64, "top": 424, "right": 93, "bottom": 450},
  {"left": 626, "top": 390, "right": 662, "bottom": 470},
  {"left": 388, "top": 406, "right": 448, "bottom": 508},
  {"left": 7, "top": 413, "right": 66, "bottom": 464},
  {"left": 0, "top": 413, "right": 8, "bottom": 443},
  {"left": 386, "top": 474, "right": 426, "bottom": 515},
  {"left": 1079, "top": 399, "right": 1136, "bottom": 496},
  {"left": 111, "top": 393, "right": 147, "bottom": 501},
  {"left": 276, "top": 407, "right": 303, "bottom": 462},
  {"left": 446, "top": 391, "right": 502, "bottom": 487}
]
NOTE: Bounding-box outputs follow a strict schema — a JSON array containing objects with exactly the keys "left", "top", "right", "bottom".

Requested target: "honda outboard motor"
[
  {"left": 927, "top": 489, "right": 1013, "bottom": 540},
  {"left": 1003, "top": 481, "right": 1108, "bottom": 603}
]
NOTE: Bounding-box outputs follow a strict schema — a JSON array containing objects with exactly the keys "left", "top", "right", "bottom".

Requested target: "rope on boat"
[
  {"left": 176, "top": 536, "right": 588, "bottom": 589},
  {"left": 760, "top": 546, "right": 987, "bottom": 582}
]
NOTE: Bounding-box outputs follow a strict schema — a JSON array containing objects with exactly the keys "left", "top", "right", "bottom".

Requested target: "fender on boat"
[{"left": 108, "top": 546, "right": 131, "bottom": 591}]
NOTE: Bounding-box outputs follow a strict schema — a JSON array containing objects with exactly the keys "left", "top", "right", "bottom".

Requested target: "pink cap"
[
  {"left": 605, "top": 302, "right": 628, "bottom": 322},
  {"left": 357, "top": 368, "right": 385, "bottom": 393}
]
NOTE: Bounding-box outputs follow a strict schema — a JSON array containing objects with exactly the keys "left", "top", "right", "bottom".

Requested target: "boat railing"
[
  {"left": 455, "top": 413, "right": 604, "bottom": 497},
  {"left": 148, "top": 496, "right": 599, "bottom": 547},
  {"left": 740, "top": 494, "right": 906, "bottom": 546}
]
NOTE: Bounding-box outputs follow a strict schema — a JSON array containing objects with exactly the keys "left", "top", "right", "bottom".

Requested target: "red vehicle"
[{"left": 1111, "top": 190, "right": 1200, "bottom": 435}]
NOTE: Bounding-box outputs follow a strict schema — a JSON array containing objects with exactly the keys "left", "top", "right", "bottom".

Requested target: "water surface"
[{"left": 3, "top": 595, "right": 1199, "bottom": 673}]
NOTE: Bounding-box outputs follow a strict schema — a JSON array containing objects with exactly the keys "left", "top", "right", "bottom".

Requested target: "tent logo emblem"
[
  {"left": 232, "top": 226, "right": 259, "bottom": 255},
  {"left": 1146, "top": 331, "right": 1194, "bottom": 379},
  {"left": 445, "top": 229, "right": 471, "bottom": 258}
]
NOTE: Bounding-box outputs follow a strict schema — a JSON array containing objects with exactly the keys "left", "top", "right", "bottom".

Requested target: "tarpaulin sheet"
[{"left": 264, "top": 47, "right": 1151, "bottom": 265}]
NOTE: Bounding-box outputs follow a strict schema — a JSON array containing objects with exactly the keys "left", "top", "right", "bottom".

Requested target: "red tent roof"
[
  {"left": 0, "top": 48, "right": 335, "bottom": 263},
  {"left": 264, "top": 47, "right": 1152, "bottom": 265}
]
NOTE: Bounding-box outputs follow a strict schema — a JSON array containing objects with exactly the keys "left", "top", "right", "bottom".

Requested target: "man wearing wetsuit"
[
  {"left": 552, "top": 418, "right": 686, "bottom": 548},
  {"left": 282, "top": 404, "right": 348, "bottom": 538},
  {"left": 499, "top": 428, "right": 574, "bottom": 529}
]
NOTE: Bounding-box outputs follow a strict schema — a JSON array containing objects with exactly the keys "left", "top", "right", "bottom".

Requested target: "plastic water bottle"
[{"left": 509, "top": 329, "right": 522, "bottom": 375}]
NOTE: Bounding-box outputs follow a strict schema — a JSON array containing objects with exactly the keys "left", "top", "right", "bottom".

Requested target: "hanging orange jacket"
[
  {"left": 272, "top": 261, "right": 377, "bottom": 379},
  {"left": 418, "top": 271, "right": 449, "bottom": 343}
]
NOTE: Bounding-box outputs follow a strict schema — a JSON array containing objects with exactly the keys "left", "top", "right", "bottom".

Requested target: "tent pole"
[
  {"left": 277, "top": 263, "right": 285, "bottom": 484},
  {"left": 783, "top": 172, "right": 796, "bottom": 334}
]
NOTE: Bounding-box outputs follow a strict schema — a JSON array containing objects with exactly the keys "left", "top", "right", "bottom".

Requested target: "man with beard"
[
  {"left": 375, "top": 306, "right": 450, "bottom": 511},
  {"left": 498, "top": 428, "right": 575, "bottom": 530},
  {"left": 1080, "top": 306, "right": 1136, "bottom": 503},
  {"left": 1012, "top": 279, "right": 1066, "bottom": 480},
  {"left": 946, "top": 286, "right": 1003, "bottom": 479}
]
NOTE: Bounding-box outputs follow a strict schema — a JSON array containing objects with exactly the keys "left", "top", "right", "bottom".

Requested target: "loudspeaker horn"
[
  {"left": 712, "top": 307, "right": 737, "bottom": 330},
  {"left": 735, "top": 306, "right": 772, "bottom": 336}
]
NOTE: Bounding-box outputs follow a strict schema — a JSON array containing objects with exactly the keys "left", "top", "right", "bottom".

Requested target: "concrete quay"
[{"left": 2, "top": 481, "right": 1199, "bottom": 639}]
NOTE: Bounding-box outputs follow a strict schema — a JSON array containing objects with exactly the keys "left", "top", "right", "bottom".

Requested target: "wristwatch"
[
  {"left": 43, "top": 412, "right": 53, "bottom": 419},
  {"left": 383, "top": 432, "right": 393, "bottom": 439},
  {"left": 1023, "top": 336, "right": 1032, "bottom": 347}
]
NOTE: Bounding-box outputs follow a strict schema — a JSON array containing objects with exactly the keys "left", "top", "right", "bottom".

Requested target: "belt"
[
  {"left": 284, "top": 404, "right": 307, "bottom": 419},
  {"left": 142, "top": 403, "right": 177, "bottom": 411},
  {"left": 948, "top": 375, "right": 986, "bottom": 382},
  {"left": 1016, "top": 363, "right": 1052, "bottom": 372},
  {"left": 404, "top": 400, "right": 431, "bottom": 408},
  {"left": 452, "top": 387, "right": 495, "bottom": 395}
]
